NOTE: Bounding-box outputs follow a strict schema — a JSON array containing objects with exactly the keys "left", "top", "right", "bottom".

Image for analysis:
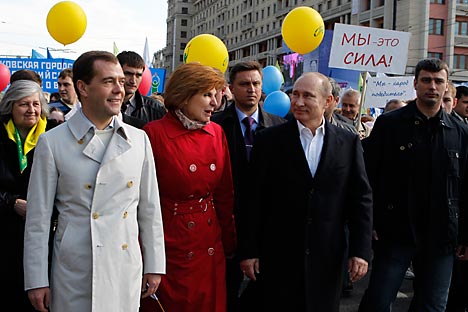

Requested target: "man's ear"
[
  {"left": 324, "top": 94, "right": 333, "bottom": 110},
  {"left": 76, "top": 80, "right": 87, "bottom": 99}
]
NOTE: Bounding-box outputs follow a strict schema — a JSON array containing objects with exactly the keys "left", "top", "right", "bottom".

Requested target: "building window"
[
  {"left": 179, "top": 55, "right": 184, "bottom": 62},
  {"left": 455, "top": 21, "right": 468, "bottom": 35},
  {"left": 181, "top": 31, "right": 187, "bottom": 38},
  {"left": 428, "top": 52, "right": 443, "bottom": 59},
  {"left": 180, "top": 42, "right": 186, "bottom": 50},
  {"left": 454, "top": 55, "right": 467, "bottom": 69},
  {"left": 181, "top": 19, "right": 187, "bottom": 26},
  {"left": 429, "top": 19, "right": 444, "bottom": 35},
  {"left": 457, "top": 0, "right": 468, "bottom": 3},
  {"left": 430, "top": 0, "right": 444, "bottom": 3},
  {"left": 182, "top": 7, "right": 188, "bottom": 14}
]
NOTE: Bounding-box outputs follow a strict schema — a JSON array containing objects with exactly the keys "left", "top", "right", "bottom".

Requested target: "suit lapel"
[
  {"left": 101, "top": 122, "right": 131, "bottom": 165},
  {"left": 313, "top": 122, "right": 340, "bottom": 181},
  {"left": 283, "top": 120, "right": 314, "bottom": 186}
]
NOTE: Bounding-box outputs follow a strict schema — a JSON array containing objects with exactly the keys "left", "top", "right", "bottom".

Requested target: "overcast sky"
[{"left": 0, "top": 0, "right": 168, "bottom": 60}]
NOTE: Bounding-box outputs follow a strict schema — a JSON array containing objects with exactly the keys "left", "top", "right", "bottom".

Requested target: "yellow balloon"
[
  {"left": 46, "top": 1, "right": 87, "bottom": 45},
  {"left": 282, "top": 7, "right": 324, "bottom": 55},
  {"left": 183, "top": 34, "right": 229, "bottom": 73}
]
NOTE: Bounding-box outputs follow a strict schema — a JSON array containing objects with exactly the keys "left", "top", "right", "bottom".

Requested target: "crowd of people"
[{"left": 0, "top": 53, "right": 467, "bottom": 312}]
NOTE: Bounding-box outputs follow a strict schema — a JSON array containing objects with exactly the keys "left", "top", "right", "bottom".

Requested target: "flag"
[
  {"left": 47, "top": 48, "right": 53, "bottom": 59},
  {"left": 31, "top": 49, "right": 45, "bottom": 59},
  {"left": 143, "top": 37, "right": 151, "bottom": 67},
  {"left": 113, "top": 42, "right": 119, "bottom": 56}
]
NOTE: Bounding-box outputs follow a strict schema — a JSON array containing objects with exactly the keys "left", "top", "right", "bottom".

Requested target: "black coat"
[
  {"left": 211, "top": 103, "right": 286, "bottom": 220},
  {"left": 363, "top": 100, "right": 468, "bottom": 253},
  {"left": 238, "top": 119, "right": 373, "bottom": 312},
  {"left": 0, "top": 118, "right": 58, "bottom": 311},
  {"left": 122, "top": 90, "right": 166, "bottom": 123}
]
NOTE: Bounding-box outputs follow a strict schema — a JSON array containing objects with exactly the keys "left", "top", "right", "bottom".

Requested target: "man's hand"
[
  {"left": 348, "top": 257, "right": 368, "bottom": 282},
  {"left": 14, "top": 198, "right": 27, "bottom": 219},
  {"left": 141, "top": 273, "right": 162, "bottom": 299},
  {"left": 27, "top": 287, "right": 50, "bottom": 312},
  {"left": 456, "top": 245, "right": 468, "bottom": 261},
  {"left": 240, "top": 258, "right": 260, "bottom": 281}
]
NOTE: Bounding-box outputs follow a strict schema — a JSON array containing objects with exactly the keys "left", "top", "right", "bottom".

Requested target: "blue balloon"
[
  {"left": 263, "top": 91, "right": 291, "bottom": 117},
  {"left": 262, "top": 65, "right": 284, "bottom": 95}
]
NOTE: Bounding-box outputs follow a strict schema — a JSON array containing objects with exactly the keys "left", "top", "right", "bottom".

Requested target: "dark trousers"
[
  {"left": 226, "top": 256, "right": 261, "bottom": 312},
  {"left": 359, "top": 241, "right": 454, "bottom": 312},
  {"left": 445, "top": 259, "right": 468, "bottom": 312}
]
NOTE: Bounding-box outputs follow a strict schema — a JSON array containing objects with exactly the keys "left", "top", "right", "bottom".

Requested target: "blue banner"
[
  {"left": 148, "top": 68, "right": 166, "bottom": 95},
  {"left": 0, "top": 58, "right": 74, "bottom": 93},
  {"left": 0, "top": 58, "right": 166, "bottom": 95}
]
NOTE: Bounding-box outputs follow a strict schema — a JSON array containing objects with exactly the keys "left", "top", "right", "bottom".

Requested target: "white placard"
[
  {"left": 329, "top": 24, "right": 411, "bottom": 75},
  {"left": 364, "top": 76, "right": 416, "bottom": 108}
]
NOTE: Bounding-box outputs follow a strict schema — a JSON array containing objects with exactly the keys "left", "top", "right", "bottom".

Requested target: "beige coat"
[{"left": 24, "top": 111, "right": 165, "bottom": 312}]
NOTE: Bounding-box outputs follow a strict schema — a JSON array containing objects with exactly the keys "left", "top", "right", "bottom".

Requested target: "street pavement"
[{"left": 339, "top": 268, "right": 414, "bottom": 311}]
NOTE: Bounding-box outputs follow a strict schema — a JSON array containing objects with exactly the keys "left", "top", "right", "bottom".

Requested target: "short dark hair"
[
  {"left": 414, "top": 58, "right": 449, "bottom": 80},
  {"left": 73, "top": 51, "right": 119, "bottom": 101},
  {"left": 229, "top": 61, "right": 262, "bottom": 84},
  {"left": 10, "top": 69, "right": 42, "bottom": 86},
  {"left": 117, "top": 51, "right": 145, "bottom": 70},
  {"left": 456, "top": 85, "right": 468, "bottom": 100},
  {"left": 328, "top": 77, "right": 341, "bottom": 99},
  {"left": 58, "top": 68, "right": 73, "bottom": 80}
]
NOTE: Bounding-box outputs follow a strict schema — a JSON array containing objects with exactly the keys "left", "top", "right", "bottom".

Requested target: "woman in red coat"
[{"left": 140, "top": 63, "right": 236, "bottom": 312}]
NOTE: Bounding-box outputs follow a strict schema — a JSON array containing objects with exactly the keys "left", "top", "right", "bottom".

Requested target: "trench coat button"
[
  {"left": 208, "top": 247, "right": 215, "bottom": 256},
  {"left": 92, "top": 212, "right": 100, "bottom": 219},
  {"left": 123, "top": 211, "right": 128, "bottom": 219},
  {"left": 387, "top": 204, "right": 394, "bottom": 210},
  {"left": 187, "top": 221, "right": 195, "bottom": 229},
  {"left": 455, "top": 152, "right": 459, "bottom": 158},
  {"left": 127, "top": 181, "right": 134, "bottom": 188},
  {"left": 207, "top": 218, "right": 212, "bottom": 225},
  {"left": 305, "top": 248, "right": 310, "bottom": 255},
  {"left": 399, "top": 146, "right": 405, "bottom": 151},
  {"left": 84, "top": 184, "right": 92, "bottom": 190},
  {"left": 78, "top": 138, "right": 84, "bottom": 144},
  {"left": 210, "top": 164, "right": 216, "bottom": 171},
  {"left": 414, "top": 120, "right": 420, "bottom": 125},
  {"left": 122, "top": 243, "right": 128, "bottom": 250},
  {"left": 309, "top": 188, "right": 315, "bottom": 195},
  {"left": 407, "top": 143, "right": 412, "bottom": 148},
  {"left": 189, "top": 164, "right": 197, "bottom": 172},
  {"left": 187, "top": 251, "right": 194, "bottom": 259}
]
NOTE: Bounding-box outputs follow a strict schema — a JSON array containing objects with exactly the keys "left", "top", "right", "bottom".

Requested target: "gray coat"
[{"left": 24, "top": 111, "right": 165, "bottom": 311}]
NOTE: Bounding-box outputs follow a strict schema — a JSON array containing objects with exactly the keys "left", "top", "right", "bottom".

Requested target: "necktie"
[{"left": 242, "top": 116, "right": 255, "bottom": 160}]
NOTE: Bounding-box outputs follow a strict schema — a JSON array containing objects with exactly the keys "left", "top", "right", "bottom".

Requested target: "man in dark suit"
[
  {"left": 238, "top": 72, "right": 373, "bottom": 312},
  {"left": 359, "top": 58, "right": 468, "bottom": 312},
  {"left": 211, "top": 61, "right": 285, "bottom": 312}
]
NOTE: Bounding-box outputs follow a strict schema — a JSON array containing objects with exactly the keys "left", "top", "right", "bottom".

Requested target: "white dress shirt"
[{"left": 297, "top": 119, "right": 325, "bottom": 177}]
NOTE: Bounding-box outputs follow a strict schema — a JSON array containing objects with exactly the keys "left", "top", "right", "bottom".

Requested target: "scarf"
[
  {"left": 174, "top": 109, "right": 209, "bottom": 130},
  {"left": 4, "top": 116, "right": 47, "bottom": 173}
]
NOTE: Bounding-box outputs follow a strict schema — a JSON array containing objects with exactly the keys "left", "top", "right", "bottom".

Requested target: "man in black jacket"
[
  {"left": 117, "top": 51, "right": 166, "bottom": 124},
  {"left": 211, "top": 61, "right": 286, "bottom": 312},
  {"left": 359, "top": 58, "right": 468, "bottom": 312}
]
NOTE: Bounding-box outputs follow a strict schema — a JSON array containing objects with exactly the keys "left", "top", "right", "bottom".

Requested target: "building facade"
[{"left": 157, "top": 0, "right": 468, "bottom": 83}]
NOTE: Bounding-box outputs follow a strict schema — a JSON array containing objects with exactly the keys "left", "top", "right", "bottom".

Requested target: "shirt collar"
[
  {"left": 296, "top": 117, "right": 326, "bottom": 136},
  {"left": 235, "top": 105, "right": 259, "bottom": 124}
]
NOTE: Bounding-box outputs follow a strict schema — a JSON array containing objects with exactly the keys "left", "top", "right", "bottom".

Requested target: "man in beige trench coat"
[{"left": 23, "top": 51, "right": 165, "bottom": 312}]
